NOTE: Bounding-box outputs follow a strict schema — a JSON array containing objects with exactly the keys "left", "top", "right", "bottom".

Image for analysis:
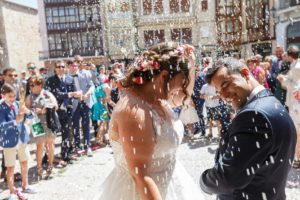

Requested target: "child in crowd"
[{"left": 0, "top": 84, "right": 37, "bottom": 200}]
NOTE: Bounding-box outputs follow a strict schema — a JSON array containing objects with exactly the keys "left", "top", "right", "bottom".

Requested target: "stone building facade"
[
  {"left": 103, "top": 0, "right": 135, "bottom": 60},
  {"left": 240, "top": 0, "right": 276, "bottom": 58},
  {"left": 38, "top": 0, "right": 107, "bottom": 68},
  {"left": 0, "top": 0, "right": 43, "bottom": 73},
  {"left": 38, "top": 0, "right": 218, "bottom": 66},
  {"left": 102, "top": 0, "right": 218, "bottom": 62},
  {"left": 276, "top": 0, "right": 300, "bottom": 50},
  {"left": 215, "top": 0, "right": 276, "bottom": 58},
  {"left": 135, "top": 0, "right": 217, "bottom": 63}
]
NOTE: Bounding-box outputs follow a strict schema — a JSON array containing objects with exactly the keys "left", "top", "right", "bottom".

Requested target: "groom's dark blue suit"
[{"left": 200, "top": 89, "right": 296, "bottom": 200}]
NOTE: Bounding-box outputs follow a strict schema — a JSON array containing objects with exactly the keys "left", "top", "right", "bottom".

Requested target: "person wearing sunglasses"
[
  {"left": 25, "top": 62, "right": 38, "bottom": 96},
  {"left": 2, "top": 68, "right": 18, "bottom": 87},
  {"left": 45, "top": 60, "right": 80, "bottom": 165},
  {"left": 39, "top": 67, "right": 49, "bottom": 80},
  {"left": 0, "top": 67, "right": 20, "bottom": 185},
  {"left": 74, "top": 55, "right": 85, "bottom": 70}
]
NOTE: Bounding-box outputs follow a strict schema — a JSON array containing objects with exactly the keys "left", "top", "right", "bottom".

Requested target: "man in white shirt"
[
  {"left": 200, "top": 83, "right": 221, "bottom": 138},
  {"left": 278, "top": 45, "right": 300, "bottom": 168}
]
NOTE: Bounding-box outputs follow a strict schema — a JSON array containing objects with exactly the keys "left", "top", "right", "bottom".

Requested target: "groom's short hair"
[{"left": 205, "top": 57, "right": 245, "bottom": 84}]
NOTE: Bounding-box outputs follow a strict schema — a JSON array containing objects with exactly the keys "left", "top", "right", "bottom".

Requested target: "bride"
[{"left": 97, "top": 42, "right": 205, "bottom": 200}]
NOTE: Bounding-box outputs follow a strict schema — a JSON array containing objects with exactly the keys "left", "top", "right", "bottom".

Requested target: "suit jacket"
[
  {"left": 0, "top": 101, "right": 34, "bottom": 148},
  {"left": 77, "top": 70, "right": 95, "bottom": 108},
  {"left": 45, "top": 74, "right": 75, "bottom": 112},
  {"left": 200, "top": 89, "right": 296, "bottom": 200}
]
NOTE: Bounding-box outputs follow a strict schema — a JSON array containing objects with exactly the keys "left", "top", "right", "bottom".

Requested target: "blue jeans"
[{"left": 72, "top": 102, "right": 91, "bottom": 149}]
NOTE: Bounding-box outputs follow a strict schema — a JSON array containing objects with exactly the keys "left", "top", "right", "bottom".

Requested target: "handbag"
[
  {"left": 46, "top": 107, "right": 61, "bottom": 134},
  {"left": 31, "top": 115, "right": 45, "bottom": 138}
]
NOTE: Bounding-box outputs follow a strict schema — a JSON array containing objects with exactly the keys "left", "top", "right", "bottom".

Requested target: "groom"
[{"left": 200, "top": 58, "right": 296, "bottom": 200}]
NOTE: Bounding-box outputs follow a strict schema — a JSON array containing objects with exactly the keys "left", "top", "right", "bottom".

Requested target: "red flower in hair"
[{"left": 133, "top": 76, "right": 144, "bottom": 85}]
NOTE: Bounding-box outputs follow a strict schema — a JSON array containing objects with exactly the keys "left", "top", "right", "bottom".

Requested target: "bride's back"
[{"left": 108, "top": 92, "right": 184, "bottom": 198}]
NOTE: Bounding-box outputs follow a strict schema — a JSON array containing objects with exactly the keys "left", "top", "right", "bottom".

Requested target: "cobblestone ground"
[{"left": 1, "top": 135, "right": 300, "bottom": 200}]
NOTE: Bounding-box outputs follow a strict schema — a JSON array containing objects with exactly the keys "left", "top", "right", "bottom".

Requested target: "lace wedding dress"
[{"left": 97, "top": 101, "right": 205, "bottom": 200}]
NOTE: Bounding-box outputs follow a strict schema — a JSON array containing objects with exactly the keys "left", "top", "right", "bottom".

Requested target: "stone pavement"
[{"left": 1, "top": 136, "right": 300, "bottom": 200}]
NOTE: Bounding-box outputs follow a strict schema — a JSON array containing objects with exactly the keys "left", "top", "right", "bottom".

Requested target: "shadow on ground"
[
  {"left": 286, "top": 168, "right": 300, "bottom": 188},
  {"left": 185, "top": 137, "right": 219, "bottom": 150}
]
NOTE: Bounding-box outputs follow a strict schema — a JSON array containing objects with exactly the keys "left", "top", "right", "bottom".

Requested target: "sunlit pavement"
[{"left": 1, "top": 134, "right": 300, "bottom": 200}]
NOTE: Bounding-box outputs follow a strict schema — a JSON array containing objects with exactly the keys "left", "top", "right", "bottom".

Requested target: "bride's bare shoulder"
[{"left": 112, "top": 94, "right": 151, "bottom": 122}]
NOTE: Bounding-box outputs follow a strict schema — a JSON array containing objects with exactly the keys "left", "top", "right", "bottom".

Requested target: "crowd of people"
[
  {"left": 0, "top": 42, "right": 299, "bottom": 200},
  {"left": 0, "top": 55, "right": 124, "bottom": 200}
]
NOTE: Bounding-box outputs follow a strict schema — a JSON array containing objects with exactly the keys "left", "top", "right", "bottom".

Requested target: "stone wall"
[{"left": 0, "top": 0, "right": 43, "bottom": 74}]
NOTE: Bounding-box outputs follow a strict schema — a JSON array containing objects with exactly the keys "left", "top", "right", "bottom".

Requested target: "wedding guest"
[
  {"left": 25, "top": 76, "right": 58, "bottom": 179},
  {"left": 0, "top": 84, "right": 37, "bottom": 200},
  {"left": 200, "top": 83, "right": 221, "bottom": 138},
  {"left": 277, "top": 45, "right": 300, "bottom": 168},
  {"left": 91, "top": 75, "right": 111, "bottom": 146},
  {"left": 0, "top": 68, "right": 20, "bottom": 181},
  {"left": 46, "top": 60, "right": 79, "bottom": 165},
  {"left": 69, "top": 57, "right": 95, "bottom": 157},
  {"left": 25, "top": 62, "right": 38, "bottom": 96}
]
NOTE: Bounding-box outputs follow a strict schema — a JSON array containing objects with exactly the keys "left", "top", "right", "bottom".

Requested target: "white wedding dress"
[{"left": 97, "top": 101, "right": 205, "bottom": 200}]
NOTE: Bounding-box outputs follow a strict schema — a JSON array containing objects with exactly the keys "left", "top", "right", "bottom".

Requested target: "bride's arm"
[{"left": 117, "top": 107, "right": 162, "bottom": 200}]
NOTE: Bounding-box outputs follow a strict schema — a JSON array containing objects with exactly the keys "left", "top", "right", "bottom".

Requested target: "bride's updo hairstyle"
[{"left": 121, "top": 42, "right": 191, "bottom": 96}]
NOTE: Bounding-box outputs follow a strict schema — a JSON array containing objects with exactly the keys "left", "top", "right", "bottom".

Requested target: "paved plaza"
[{"left": 1, "top": 134, "right": 299, "bottom": 200}]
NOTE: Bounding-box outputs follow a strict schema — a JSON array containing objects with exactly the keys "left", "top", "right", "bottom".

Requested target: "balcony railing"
[
  {"left": 44, "top": 0, "right": 99, "bottom": 5},
  {"left": 290, "top": 0, "right": 300, "bottom": 6},
  {"left": 279, "top": 0, "right": 300, "bottom": 10},
  {"left": 39, "top": 48, "right": 104, "bottom": 60}
]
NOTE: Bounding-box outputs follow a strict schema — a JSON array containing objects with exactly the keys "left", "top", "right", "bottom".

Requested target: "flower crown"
[{"left": 132, "top": 45, "right": 194, "bottom": 85}]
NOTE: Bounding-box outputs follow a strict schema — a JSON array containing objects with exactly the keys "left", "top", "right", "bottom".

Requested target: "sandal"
[
  {"left": 37, "top": 167, "right": 44, "bottom": 180},
  {"left": 46, "top": 166, "right": 53, "bottom": 178},
  {"left": 292, "top": 160, "right": 300, "bottom": 169}
]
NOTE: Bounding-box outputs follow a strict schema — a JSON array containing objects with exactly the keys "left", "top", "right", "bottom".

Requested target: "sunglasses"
[
  {"left": 29, "top": 84, "right": 36, "bottom": 87},
  {"left": 56, "top": 65, "right": 65, "bottom": 69},
  {"left": 8, "top": 74, "right": 18, "bottom": 78},
  {"left": 76, "top": 60, "right": 83, "bottom": 64},
  {"left": 27, "top": 67, "right": 36, "bottom": 70}
]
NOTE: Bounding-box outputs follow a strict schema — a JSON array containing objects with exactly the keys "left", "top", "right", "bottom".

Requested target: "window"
[
  {"left": 245, "top": 0, "right": 270, "bottom": 42},
  {"left": 46, "top": 4, "right": 104, "bottom": 57},
  {"left": 144, "top": 30, "right": 165, "bottom": 46},
  {"left": 171, "top": 28, "right": 192, "bottom": 44},
  {"left": 216, "top": 0, "right": 243, "bottom": 47},
  {"left": 181, "top": 0, "right": 190, "bottom": 12},
  {"left": 48, "top": 34, "right": 55, "bottom": 51},
  {"left": 170, "top": 0, "right": 190, "bottom": 13},
  {"left": 201, "top": 0, "right": 208, "bottom": 11},
  {"left": 142, "top": 0, "right": 163, "bottom": 15},
  {"left": 170, "top": 0, "right": 180, "bottom": 13},
  {"left": 59, "top": 8, "right": 65, "bottom": 16}
]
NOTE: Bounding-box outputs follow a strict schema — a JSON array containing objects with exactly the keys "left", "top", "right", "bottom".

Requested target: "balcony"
[
  {"left": 279, "top": 0, "right": 300, "bottom": 10},
  {"left": 290, "top": 0, "right": 300, "bottom": 6},
  {"left": 39, "top": 48, "right": 104, "bottom": 60},
  {"left": 277, "top": 0, "right": 300, "bottom": 17},
  {"left": 44, "top": 0, "right": 100, "bottom": 7}
]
